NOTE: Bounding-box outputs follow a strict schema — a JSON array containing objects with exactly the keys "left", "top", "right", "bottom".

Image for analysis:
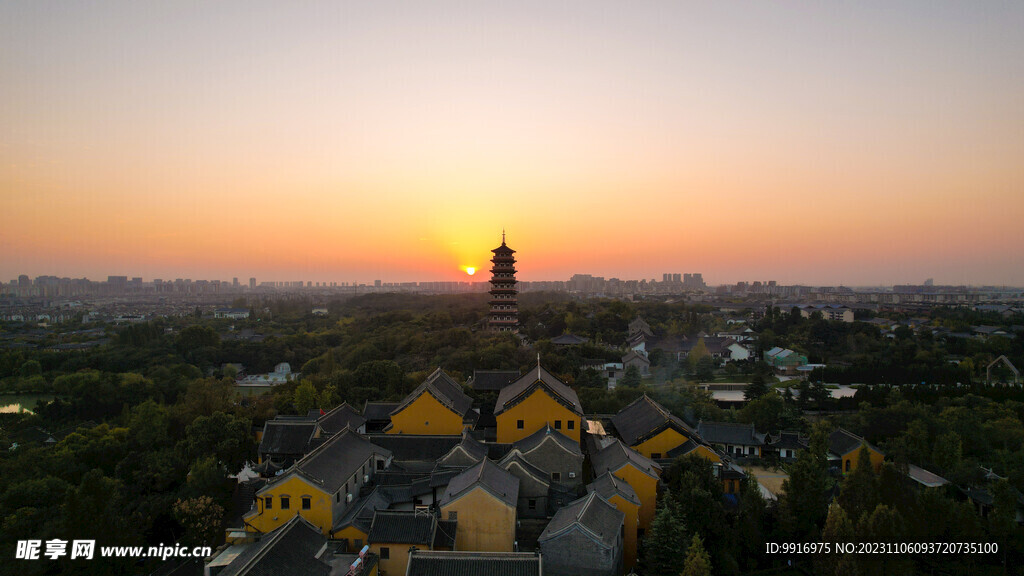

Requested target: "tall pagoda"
[{"left": 488, "top": 232, "right": 518, "bottom": 332}]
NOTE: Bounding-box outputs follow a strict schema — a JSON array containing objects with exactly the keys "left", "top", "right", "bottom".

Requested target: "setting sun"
[{"left": 465, "top": 267, "right": 476, "bottom": 276}]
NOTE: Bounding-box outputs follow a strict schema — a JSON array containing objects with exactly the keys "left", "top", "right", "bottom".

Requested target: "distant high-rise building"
[
  {"left": 18, "top": 275, "right": 30, "bottom": 288},
  {"left": 489, "top": 232, "right": 518, "bottom": 332},
  {"left": 233, "top": 277, "right": 239, "bottom": 287},
  {"left": 249, "top": 277, "right": 256, "bottom": 290},
  {"left": 672, "top": 273, "right": 681, "bottom": 283}
]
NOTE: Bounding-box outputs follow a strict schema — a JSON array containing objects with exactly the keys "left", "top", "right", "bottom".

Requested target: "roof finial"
[
  {"left": 537, "top": 353, "right": 541, "bottom": 379},
  {"left": 502, "top": 228, "right": 506, "bottom": 244}
]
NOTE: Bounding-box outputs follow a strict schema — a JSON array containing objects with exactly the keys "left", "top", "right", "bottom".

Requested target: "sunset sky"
[{"left": 2, "top": 2, "right": 1023, "bottom": 285}]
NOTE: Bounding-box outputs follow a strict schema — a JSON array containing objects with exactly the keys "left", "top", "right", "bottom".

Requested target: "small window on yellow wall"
[
  {"left": 567, "top": 420, "right": 575, "bottom": 430},
  {"left": 281, "top": 496, "right": 290, "bottom": 510},
  {"left": 265, "top": 496, "right": 273, "bottom": 509},
  {"left": 517, "top": 420, "right": 524, "bottom": 429},
  {"left": 380, "top": 547, "right": 390, "bottom": 560},
  {"left": 302, "top": 496, "right": 311, "bottom": 510},
  {"left": 554, "top": 420, "right": 561, "bottom": 429}
]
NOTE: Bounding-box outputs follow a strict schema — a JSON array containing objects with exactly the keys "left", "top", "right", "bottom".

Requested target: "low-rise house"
[
  {"left": 366, "top": 509, "right": 456, "bottom": 575},
  {"left": 387, "top": 368, "right": 475, "bottom": 435},
  {"left": 214, "top": 308, "right": 251, "bottom": 319},
  {"left": 828, "top": 428, "right": 884, "bottom": 474},
  {"left": 437, "top": 459, "right": 520, "bottom": 552},
  {"left": 590, "top": 438, "right": 661, "bottom": 533},
  {"left": 405, "top": 550, "right": 542, "bottom": 576},
  {"left": 497, "top": 450, "right": 551, "bottom": 519},
  {"left": 764, "top": 347, "right": 808, "bottom": 375},
  {"left": 257, "top": 419, "right": 320, "bottom": 469},
  {"left": 621, "top": 350, "right": 650, "bottom": 376},
  {"left": 244, "top": 429, "right": 393, "bottom": 536},
  {"left": 206, "top": 515, "right": 379, "bottom": 576},
  {"left": 495, "top": 364, "right": 584, "bottom": 443},
  {"left": 767, "top": 431, "right": 807, "bottom": 461},
  {"left": 587, "top": 472, "right": 642, "bottom": 571},
  {"left": 697, "top": 421, "right": 766, "bottom": 458},
  {"left": 538, "top": 492, "right": 625, "bottom": 576},
  {"left": 611, "top": 394, "right": 696, "bottom": 459},
  {"left": 511, "top": 425, "right": 584, "bottom": 487}
]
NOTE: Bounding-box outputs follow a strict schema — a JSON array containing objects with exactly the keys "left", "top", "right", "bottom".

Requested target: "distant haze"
[{"left": 2, "top": 2, "right": 1023, "bottom": 285}]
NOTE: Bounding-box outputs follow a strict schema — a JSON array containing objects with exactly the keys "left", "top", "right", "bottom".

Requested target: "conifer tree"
[
  {"left": 681, "top": 534, "right": 712, "bottom": 576},
  {"left": 641, "top": 498, "right": 686, "bottom": 576}
]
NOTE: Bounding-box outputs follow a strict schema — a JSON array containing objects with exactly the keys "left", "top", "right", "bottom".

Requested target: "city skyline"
[{"left": 3, "top": 2, "right": 1024, "bottom": 285}]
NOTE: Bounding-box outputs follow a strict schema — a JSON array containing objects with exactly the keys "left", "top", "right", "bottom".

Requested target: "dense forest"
[{"left": 1, "top": 293, "right": 1022, "bottom": 575}]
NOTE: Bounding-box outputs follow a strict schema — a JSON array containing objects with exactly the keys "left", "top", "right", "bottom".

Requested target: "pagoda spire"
[{"left": 488, "top": 232, "right": 518, "bottom": 333}]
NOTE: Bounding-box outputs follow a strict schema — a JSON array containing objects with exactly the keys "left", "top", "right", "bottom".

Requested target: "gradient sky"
[{"left": 2, "top": 1, "right": 1023, "bottom": 285}]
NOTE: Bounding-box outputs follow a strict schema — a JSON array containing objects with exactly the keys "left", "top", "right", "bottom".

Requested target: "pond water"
[{"left": 0, "top": 393, "right": 55, "bottom": 414}]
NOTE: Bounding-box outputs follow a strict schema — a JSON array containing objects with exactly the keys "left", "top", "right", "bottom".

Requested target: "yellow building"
[
  {"left": 495, "top": 364, "right": 584, "bottom": 444},
  {"left": 244, "top": 429, "right": 392, "bottom": 536},
  {"left": 591, "top": 438, "right": 662, "bottom": 531},
  {"left": 366, "top": 509, "right": 456, "bottom": 575},
  {"left": 588, "top": 471, "right": 643, "bottom": 571},
  {"left": 829, "top": 428, "right": 885, "bottom": 474},
  {"left": 438, "top": 458, "right": 520, "bottom": 552},
  {"left": 386, "top": 368, "right": 474, "bottom": 435},
  {"left": 611, "top": 394, "right": 696, "bottom": 459}
]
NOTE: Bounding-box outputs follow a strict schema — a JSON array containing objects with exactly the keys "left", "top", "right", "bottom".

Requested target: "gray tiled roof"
[
  {"left": 434, "top": 519, "right": 458, "bottom": 549},
  {"left": 769, "top": 431, "right": 807, "bottom": 451},
  {"left": 828, "top": 428, "right": 881, "bottom": 458},
  {"left": 438, "top": 458, "right": 519, "bottom": 508},
  {"left": 497, "top": 450, "right": 551, "bottom": 485},
  {"left": 317, "top": 403, "right": 366, "bottom": 435},
  {"left": 439, "top": 432, "right": 489, "bottom": 465},
  {"left": 496, "top": 365, "right": 583, "bottom": 416},
  {"left": 586, "top": 471, "right": 641, "bottom": 506},
  {"left": 611, "top": 394, "right": 694, "bottom": 447},
  {"left": 513, "top": 424, "right": 582, "bottom": 457},
  {"left": 697, "top": 421, "right": 766, "bottom": 446},
  {"left": 392, "top": 368, "right": 473, "bottom": 419},
  {"left": 367, "top": 434, "right": 462, "bottom": 463},
  {"left": 591, "top": 438, "right": 661, "bottom": 479},
  {"left": 333, "top": 486, "right": 394, "bottom": 533},
  {"left": 538, "top": 492, "right": 624, "bottom": 548},
  {"left": 272, "top": 429, "right": 390, "bottom": 495},
  {"left": 406, "top": 550, "right": 542, "bottom": 576},
  {"left": 258, "top": 420, "right": 318, "bottom": 457},
  {"left": 362, "top": 401, "right": 399, "bottom": 422},
  {"left": 551, "top": 333, "right": 588, "bottom": 345},
  {"left": 218, "top": 516, "right": 329, "bottom": 576},
  {"left": 367, "top": 509, "right": 437, "bottom": 545},
  {"left": 468, "top": 370, "right": 521, "bottom": 392}
]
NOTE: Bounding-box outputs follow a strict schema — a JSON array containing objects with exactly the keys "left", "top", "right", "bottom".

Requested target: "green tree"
[
  {"left": 932, "top": 430, "right": 962, "bottom": 474},
  {"left": 744, "top": 367, "right": 769, "bottom": 401},
  {"left": 838, "top": 446, "right": 878, "bottom": 523},
  {"left": 817, "top": 502, "right": 855, "bottom": 576},
  {"left": 780, "top": 421, "right": 831, "bottom": 540},
  {"left": 619, "top": 365, "right": 642, "bottom": 388},
  {"left": 293, "top": 381, "right": 318, "bottom": 414},
  {"left": 641, "top": 498, "right": 686, "bottom": 576},
  {"left": 694, "top": 356, "right": 716, "bottom": 383},
  {"left": 173, "top": 496, "right": 225, "bottom": 548},
  {"left": 688, "top": 339, "right": 710, "bottom": 370},
  {"left": 180, "top": 412, "right": 252, "bottom": 470},
  {"left": 681, "top": 533, "right": 712, "bottom": 576}
]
